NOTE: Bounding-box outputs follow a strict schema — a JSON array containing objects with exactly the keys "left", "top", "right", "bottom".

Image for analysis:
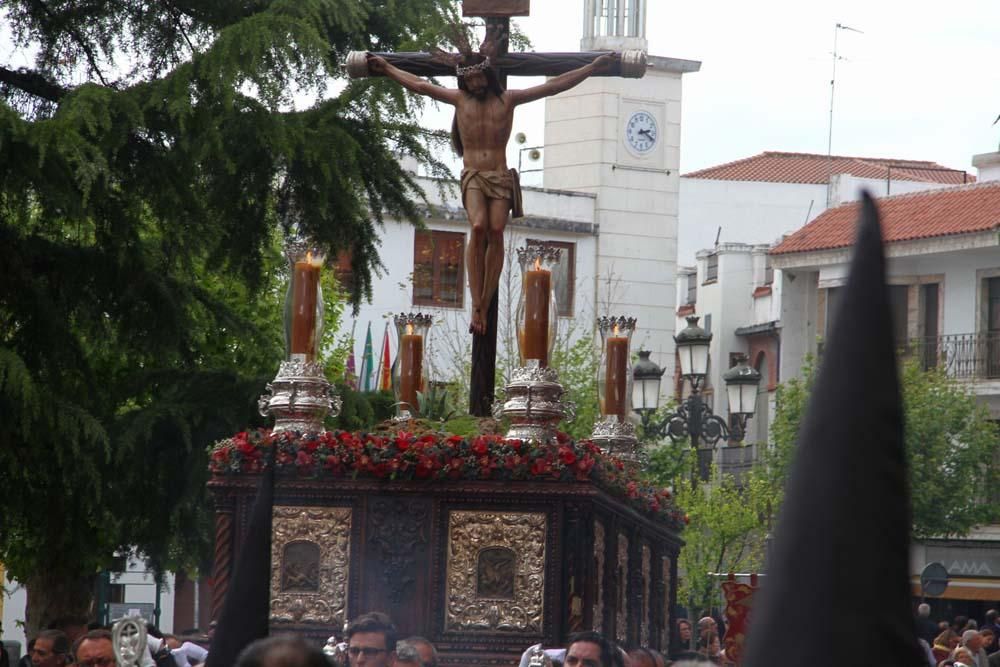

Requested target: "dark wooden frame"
[
  {"left": 412, "top": 229, "right": 466, "bottom": 309},
  {"left": 209, "top": 477, "right": 682, "bottom": 666}
]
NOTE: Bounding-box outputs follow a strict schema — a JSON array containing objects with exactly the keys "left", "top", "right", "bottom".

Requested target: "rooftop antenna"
[
  {"left": 827, "top": 22, "right": 863, "bottom": 158},
  {"left": 826, "top": 22, "right": 863, "bottom": 207}
]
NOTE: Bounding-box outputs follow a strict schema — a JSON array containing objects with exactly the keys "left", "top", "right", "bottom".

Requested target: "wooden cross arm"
[{"left": 346, "top": 50, "right": 646, "bottom": 80}]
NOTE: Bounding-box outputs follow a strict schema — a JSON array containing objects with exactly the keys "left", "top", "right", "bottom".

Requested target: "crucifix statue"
[{"left": 347, "top": 0, "right": 646, "bottom": 416}]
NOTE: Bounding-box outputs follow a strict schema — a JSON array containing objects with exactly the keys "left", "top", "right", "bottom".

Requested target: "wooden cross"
[{"left": 347, "top": 0, "right": 645, "bottom": 417}]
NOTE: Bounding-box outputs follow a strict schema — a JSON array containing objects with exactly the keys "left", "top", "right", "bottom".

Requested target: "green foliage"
[
  {"left": 673, "top": 471, "right": 775, "bottom": 620},
  {"left": 769, "top": 356, "right": 1000, "bottom": 538},
  {"left": 0, "top": 0, "right": 462, "bottom": 628},
  {"left": 550, "top": 331, "right": 601, "bottom": 441},
  {"left": 442, "top": 414, "right": 481, "bottom": 437},
  {"left": 332, "top": 385, "right": 396, "bottom": 432},
  {"left": 641, "top": 401, "right": 693, "bottom": 484}
]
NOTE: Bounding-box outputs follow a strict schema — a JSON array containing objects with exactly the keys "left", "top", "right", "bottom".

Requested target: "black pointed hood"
[{"left": 744, "top": 193, "right": 924, "bottom": 666}]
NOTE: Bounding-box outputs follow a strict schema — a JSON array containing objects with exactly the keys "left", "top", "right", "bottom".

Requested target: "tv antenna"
[{"left": 827, "top": 23, "right": 863, "bottom": 157}]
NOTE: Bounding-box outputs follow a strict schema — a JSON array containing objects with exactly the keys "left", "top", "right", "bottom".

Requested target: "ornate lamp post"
[{"left": 631, "top": 316, "right": 760, "bottom": 456}]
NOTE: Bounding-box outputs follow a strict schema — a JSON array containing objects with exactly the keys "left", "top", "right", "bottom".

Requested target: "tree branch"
[
  {"left": 0, "top": 65, "right": 68, "bottom": 102},
  {"left": 30, "top": 0, "right": 112, "bottom": 87}
]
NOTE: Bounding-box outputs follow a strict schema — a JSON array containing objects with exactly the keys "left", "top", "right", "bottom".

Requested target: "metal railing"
[{"left": 907, "top": 333, "right": 1000, "bottom": 380}]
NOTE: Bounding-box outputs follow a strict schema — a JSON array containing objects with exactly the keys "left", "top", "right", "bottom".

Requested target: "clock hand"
[{"left": 638, "top": 128, "right": 655, "bottom": 139}]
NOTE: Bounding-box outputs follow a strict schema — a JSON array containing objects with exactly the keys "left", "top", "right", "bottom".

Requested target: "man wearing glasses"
[
  {"left": 345, "top": 612, "right": 397, "bottom": 667},
  {"left": 72, "top": 630, "right": 115, "bottom": 667}
]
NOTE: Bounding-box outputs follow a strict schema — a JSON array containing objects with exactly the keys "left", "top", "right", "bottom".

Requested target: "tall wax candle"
[
  {"left": 399, "top": 328, "right": 424, "bottom": 413},
  {"left": 605, "top": 335, "right": 629, "bottom": 418},
  {"left": 523, "top": 267, "right": 551, "bottom": 366},
  {"left": 291, "top": 257, "right": 321, "bottom": 360}
]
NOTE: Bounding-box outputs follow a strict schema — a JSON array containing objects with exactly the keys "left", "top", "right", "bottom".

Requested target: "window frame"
[{"left": 412, "top": 229, "right": 466, "bottom": 309}]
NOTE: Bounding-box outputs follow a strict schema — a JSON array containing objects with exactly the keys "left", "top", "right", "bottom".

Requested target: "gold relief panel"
[
  {"left": 445, "top": 511, "right": 547, "bottom": 634},
  {"left": 270, "top": 506, "right": 351, "bottom": 627},
  {"left": 641, "top": 544, "right": 651, "bottom": 647},
  {"left": 592, "top": 519, "right": 605, "bottom": 633},
  {"left": 616, "top": 532, "right": 628, "bottom": 645}
]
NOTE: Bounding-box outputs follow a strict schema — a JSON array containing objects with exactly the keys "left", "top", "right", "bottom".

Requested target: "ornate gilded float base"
[
  {"left": 270, "top": 506, "right": 352, "bottom": 627},
  {"left": 445, "top": 511, "right": 547, "bottom": 634}
]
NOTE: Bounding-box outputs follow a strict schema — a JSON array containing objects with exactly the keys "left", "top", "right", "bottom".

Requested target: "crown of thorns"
[{"left": 455, "top": 57, "right": 491, "bottom": 76}]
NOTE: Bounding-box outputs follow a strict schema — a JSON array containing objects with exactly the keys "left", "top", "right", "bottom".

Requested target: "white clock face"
[{"left": 625, "top": 110, "right": 659, "bottom": 155}]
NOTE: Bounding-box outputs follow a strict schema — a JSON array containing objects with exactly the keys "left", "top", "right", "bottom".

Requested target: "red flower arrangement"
[{"left": 209, "top": 428, "right": 687, "bottom": 530}]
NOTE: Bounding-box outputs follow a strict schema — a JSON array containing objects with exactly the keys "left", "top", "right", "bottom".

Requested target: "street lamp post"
[{"left": 631, "top": 317, "right": 761, "bottom": 474}]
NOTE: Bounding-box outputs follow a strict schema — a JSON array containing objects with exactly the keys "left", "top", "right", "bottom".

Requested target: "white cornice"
[{"left": 771, "top": 230, "right": 1000, "bottom": 270}]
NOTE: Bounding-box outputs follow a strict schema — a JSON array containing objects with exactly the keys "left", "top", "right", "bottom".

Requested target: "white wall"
[
  {"left": 2, "top": 581, "right": 27, "bottom": 652},
  {"left": 677, "top": 173, "right": 958, "bottom": 267},
  {"left": 346, "top": 175, "right": 600, "bottom": 388},
  {"left": 543, "top": 67, "right": 687, "bottom": 378}
]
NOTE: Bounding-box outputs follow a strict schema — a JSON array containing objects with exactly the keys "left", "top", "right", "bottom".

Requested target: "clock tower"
[{"left": 543, "top": 0, "right": 699, "bottom": 376}]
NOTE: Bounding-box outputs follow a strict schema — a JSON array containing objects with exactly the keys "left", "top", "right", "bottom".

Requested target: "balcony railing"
[{"left": 907, "top": 333, "right": 1000, "bottom": 380}]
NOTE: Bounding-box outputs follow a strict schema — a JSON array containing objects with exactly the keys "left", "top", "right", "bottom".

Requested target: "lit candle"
[
  {"left": 399, "top": 323, "right": 424, "bottom": 413},
  {"left": 290, "top": 251, "right": 322, "bottom": 360},
  {"left": 605, "top": 325, "right": 629, "bottom": 419},
  {"left": 523, "top": 258, "right": 551, "bottom": 366}
]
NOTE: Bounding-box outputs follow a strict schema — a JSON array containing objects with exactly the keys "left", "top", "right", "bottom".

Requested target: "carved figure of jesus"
[{"left": 367, "top": 43, "right": 616, "bottom": 335}]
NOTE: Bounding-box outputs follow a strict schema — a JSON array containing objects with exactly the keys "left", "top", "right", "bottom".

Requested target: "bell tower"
[
  {"left": 582, "top": 0, "right": 647, "bottom": 51},
  {"left": 543, "top": 0, "right": 700, "bottom": 377}
]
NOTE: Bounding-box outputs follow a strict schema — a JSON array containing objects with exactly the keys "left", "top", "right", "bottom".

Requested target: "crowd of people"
[
  {"left": 5, "top": 605, "right": 1000, "bottom": 666},
  {"left": 916, "top": 605, "right": 1000, "bottom": 667},
  {"left": 0, "top": 618, "right": 209, "bottom": 667}
]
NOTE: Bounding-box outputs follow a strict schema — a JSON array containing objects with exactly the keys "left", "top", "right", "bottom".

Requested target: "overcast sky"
[
  {"left": 3, "top": 1, "right": 998, "bottom": 177},
  {"left": 427, "top": 0, "right": 1000, "bottom": 179}
]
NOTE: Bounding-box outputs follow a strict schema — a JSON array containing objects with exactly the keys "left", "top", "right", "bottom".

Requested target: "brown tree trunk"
[{"left": 24, "top": 573, "right": 95, "bottom": 639}]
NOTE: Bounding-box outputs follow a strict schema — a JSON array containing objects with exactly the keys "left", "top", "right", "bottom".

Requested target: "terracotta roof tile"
[
  {"left": 770, "top": 181, "right": 1000, "bottom": 255},
  {"left": 683, "top": 151, "right": 972, "bottom": 185}
]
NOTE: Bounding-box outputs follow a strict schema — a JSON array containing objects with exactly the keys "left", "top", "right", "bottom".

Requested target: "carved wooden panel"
[
  {"left": 616, "top": 532, "right": 629, "bottom": 645},
  {"left": 641, "top": 544, "right": 651, "bottom": 647},
  {"left": 445, "top": 511, "right": 546, "bottom": 633},
  {"left": 592, "top": 518, "right": 605, "bottom": 634},
  {"left": 661, "top": 555, "right": 672, "bottom": 653},
  {"left": 270, "top": 506, "right": 351, "bottom": 627},
  {"left": 366, "top": 497, "right": 429, "bottom": 603}
]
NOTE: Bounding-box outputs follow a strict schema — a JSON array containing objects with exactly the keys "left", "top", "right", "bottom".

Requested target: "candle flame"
[
  {"left": 406, "top": 323, "right": 414, "bottom": 335},
  {"left": 305, "top": 250, "right": 323, "bottom": 268},
  {"left": 534, "top": 257, "right": 541, "bottom": 271},
  {"left": 612, "top": 323, "right": 620, "bottom": 336}
]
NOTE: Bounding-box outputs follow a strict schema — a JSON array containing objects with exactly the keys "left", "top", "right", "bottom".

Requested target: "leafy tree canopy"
[
  {"left": 768, "top": 356, "right": 1000, "bottom": 538},
  {"left": 0, "top": 0, "right": 460, "bottom": 630}
]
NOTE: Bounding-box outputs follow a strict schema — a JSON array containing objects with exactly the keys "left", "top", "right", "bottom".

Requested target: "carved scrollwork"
[
  {"left": 592, "top": 519, "right": 605, "bottom": 634},
  {"left": 662, "top": 556, "right": 672, "bottom": 652},
  {"left": 641, "top": 544, "right": 652, "bottom": 647},
  {"left": 616, "top": 532, "right": 629, "bottom": 645},
  {"left": 368, "top": 499, "right": 428, "bottom": 603},
  {"left": 445, "top": 511, "right": 547, "bottom": 634},
  {"left": 270, "top": 506, "right": 351, "bottom": 627}
]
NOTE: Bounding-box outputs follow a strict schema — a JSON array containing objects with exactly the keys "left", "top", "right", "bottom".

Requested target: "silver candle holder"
[
  {"left": 591, "top": 315, "right": 641, "bottom": 462},
  {"left": 258, "top": 236, "right": 341, "bottom": 433},
  {"left": 494, "top": 244, "right": 573, "bottom": 442}
]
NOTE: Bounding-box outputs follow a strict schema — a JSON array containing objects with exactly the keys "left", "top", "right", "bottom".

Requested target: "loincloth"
[{"left": 460, "top": 167, "right": 524, "bottom": 219}]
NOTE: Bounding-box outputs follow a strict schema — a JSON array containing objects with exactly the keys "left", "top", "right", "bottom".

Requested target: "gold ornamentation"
[
  {"left": 616, "top": 532, "right": 629, "bottom": 644},
  {"left": 445, "top": 511, "right": 547, "bottom": 633},
  {"left": 641, "top": 544, "right": 651, "bottom": 647},
  {"left": 270, "top": 506, "right": 351, "bottom": 626},
  {"left": 593, "top": 519, "right": 605, "bottom": 633}
]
